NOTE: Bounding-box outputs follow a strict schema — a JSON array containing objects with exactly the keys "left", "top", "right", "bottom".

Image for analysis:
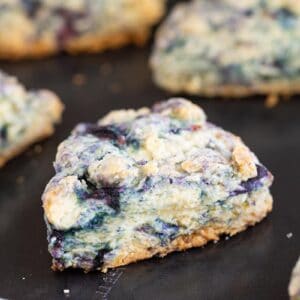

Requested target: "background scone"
[
  {"left": 43, "top": 98, "right": 273, "bottom": 272},
  {"left": 0, "top": 0, "right": 166, "bottom": 60},
  {"left": 151, "top": 0, "right": 300, "bottom": 97},
  {"left": 0, "top": 71, "right": 63, "bottom": 167},
  {"left": 289, "top": 256, "right": 300, "bottom": 300}
]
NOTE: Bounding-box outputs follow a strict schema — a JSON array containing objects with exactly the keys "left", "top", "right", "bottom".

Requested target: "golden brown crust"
[
  {"left": 0, "top": 0, "right": 166, "bottom": 60},
  {"left": 156, "top": 79, "right": 300, "bottom": 98},
  {"left": 51, "top": 190, "right": 272, "bottom": 273},
  {"left": 0, "top": 29, "right": 150, "bottom": 60},
  {"left": 0, "top": 95, "right": 64, "bottom": 167},
  {"left": 101, "top": 192, "right": 272, "bottom": 272}
]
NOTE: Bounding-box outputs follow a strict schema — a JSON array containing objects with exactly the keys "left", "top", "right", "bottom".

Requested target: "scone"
[
  {"left": 151, "top": 0, "right": 300, "bottom": 97},
  {"left": 0, "top": 0, "right": 166, "bottom": 60},
  {"left": 42, "top": 98, "right": 273, "bottom": 273},
  {"left": 289, "top": 256, "right": 300, "bottom": 300},
  {"left": 0, "top": 71, "right": 63, "bottom": 167}
]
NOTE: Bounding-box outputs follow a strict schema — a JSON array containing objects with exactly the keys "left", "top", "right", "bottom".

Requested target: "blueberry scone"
[
  {"left": 0, "top": 71, "right": 63, "bottom": 167},
  {"left": 0, "top": 0, "right": 166, "bottom": 60},
  {"left": 42, "top": 98, "right": 273, "bottom": 272},
  {"left": 289, "top": 256, "right": 300, "bottom": 300},
  {"left": 151, "top": 0, "right": 300, "bottom": 97}
]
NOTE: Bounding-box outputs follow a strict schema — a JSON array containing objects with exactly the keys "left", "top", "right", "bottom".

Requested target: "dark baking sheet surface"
[{"left": 0, "top": 5, "right": 300, "bottom": 300}]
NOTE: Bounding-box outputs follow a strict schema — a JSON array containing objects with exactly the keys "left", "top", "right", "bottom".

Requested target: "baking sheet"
[{"left": 0, "top": 4, "right": 300, "bottom": 299}]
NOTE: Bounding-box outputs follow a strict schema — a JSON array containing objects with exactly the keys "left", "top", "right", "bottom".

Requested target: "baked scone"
[
  {"left": 0, "top": 0, "right": 166, "bottom": 60},
  {"left": 42, "top": 98, "right": 273, "bottom": 273},
  {"left": 151, "top": 0, "right": 300, "bottom": 97},
  {"left": 0, "top": 71, "right": 63, "bottom": 167},
  {"left": 289, "top": 256, "right": 300, "bottom": 300}
]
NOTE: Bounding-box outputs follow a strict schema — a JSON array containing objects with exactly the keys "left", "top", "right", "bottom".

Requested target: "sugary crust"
[
  {"left": 51, "top": 190, "right": 273, "bottom": 273},
  {"left": 0, "top": 94, "right": 64, "bottom": 167},
  {"left": 0, "top": 0, "right": 165, "bottom": 60}
]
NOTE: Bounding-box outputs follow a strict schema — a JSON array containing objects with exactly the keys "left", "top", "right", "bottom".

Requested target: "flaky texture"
[
  {"left": 42, "top": 98, "right": 273, "bottom": 272},
  {"left": 92, "top": 190, "right": 272, "bottom": 272},
  {"left": 151, "top": 0, "right": 300, "bottom": 97},
  {"left": 0, "top": 72, "right": 63, "bottom": 167},
  {"left": 0, "top": 0, "right": 166, "bottom": 60}
]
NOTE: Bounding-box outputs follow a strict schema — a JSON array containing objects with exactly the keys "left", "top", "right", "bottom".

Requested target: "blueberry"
[
  {"left": 22, "top": 0, "right": 40, "bottom": 17},
  {"left": 0, "top": 125, "right": 7, "bottom": 142},
  {"left": 54, "top": 9, "right": 86, "bottom": 46},
  {"left": 79, "top": 124, "right": 127, "bottom": 145},
  {"left": 170, "top": 127, "right": 181, "bottom": 134},
  {"left": 243, "top": 9, "right": 253, "bottom": 17},
  {"left": 138, "top": 219, "right": 179, "bottom": 246},
  {"left": 231, "top": 164, "right": 269, "bottom": 196},
  {"left": 49, "top": 229, "right": 64, "bottom": 248}
]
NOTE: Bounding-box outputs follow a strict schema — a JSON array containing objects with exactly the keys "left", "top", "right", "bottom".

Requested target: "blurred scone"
[
  {"left": 151, "top": 0, "right": 300, "bottom": 97},
  {"left": 289, "top": 256, "right": 300, "bottom": 300},
  {"left": 0, "top": 71, "right": 63, "bottom": 167},
  {"left": 42, "top": 98, "right": 273, "bottom": 273},
  {"left": 0, "top": 0, "right": 166, "bottom": 59}
]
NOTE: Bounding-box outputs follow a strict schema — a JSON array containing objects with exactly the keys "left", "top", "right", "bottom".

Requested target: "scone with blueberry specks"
[
  {"left": 0, "top": 71, "right": 63, "bottom": 167},
  {"left": 0, "top": 0, "right": 166, "bottom": 60},
  {"left": 289, "top": 256, "right": 300, "bottom": 300},
  {"left": 42, "top": 98, "right": 273, "bottom": 272},
  {"left": 151, "top": 0, "right": 300, "bottom": 97}
]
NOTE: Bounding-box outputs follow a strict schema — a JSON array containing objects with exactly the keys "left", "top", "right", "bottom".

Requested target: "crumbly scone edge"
[
  {"left": 0, "top": 94, "right": 64, "bottom": 167},
  {"left": 0, "top": 0, "right": 165, "bottom": 60}
]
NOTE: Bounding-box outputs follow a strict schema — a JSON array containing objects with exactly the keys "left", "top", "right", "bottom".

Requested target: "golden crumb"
[
  {"left": 264, "top": 94, "right": 279, "bottom": 108},
  {"left": 72, "top": 74, "right": 87, "bottom": 86}
]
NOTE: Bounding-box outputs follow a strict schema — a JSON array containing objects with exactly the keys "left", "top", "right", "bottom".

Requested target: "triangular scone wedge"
[
  {"left": 43, "top": 98, "right": 273, "bottom": 272},
  {"left": 151, "top": 0, "right": 300, "bottom": 97},
  {"left": 0, "top": 71, "right": 64, "bottom": 167},
  {"left": 289, "top": 256, "right": 300, "bottom": 300}
]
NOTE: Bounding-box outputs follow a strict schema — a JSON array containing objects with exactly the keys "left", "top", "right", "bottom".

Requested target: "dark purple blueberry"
[
  {"left": 55, "top": 9, "right": 86, "bottom": 46},
  {"left": 49, "top": 229, "right": 64, "bottom": 248},
  {"left": 85, "top": 214, "right": 104, "bottom": 230},
  {"left": 243, "top": 9, "right": 254, "bottom": 17},
  {"left": 81, "top": 177, "right": 121, "bottom": 212},
  {"left": 93, "top": 248, "right": 110, "bottom": 270},
  {"left": 170, "top": 127, "right": 181, "bottom": 134},
  {"left": 22, "top": 0, "right": 41, "bottom": 17},
  {"left": 0, "top": 125, "right": 7, "bottom": 142},
  {"left": 138, "top": 177, "right": 153, "bottom": 193},
  {"left": 230, "top": 164, "right": 269, "bottom": 196},
  {"left": 156, "top": 219, "right": 179, "bottom": 240},
  {"left": 79, "top": 124, "right": 127, "bottom": 145},
  {"left": 89, "top": 187, "right": 121, "bottom": 212},
  {"left": 138, "top": 219, "right": 179, "bottom": 246}
]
